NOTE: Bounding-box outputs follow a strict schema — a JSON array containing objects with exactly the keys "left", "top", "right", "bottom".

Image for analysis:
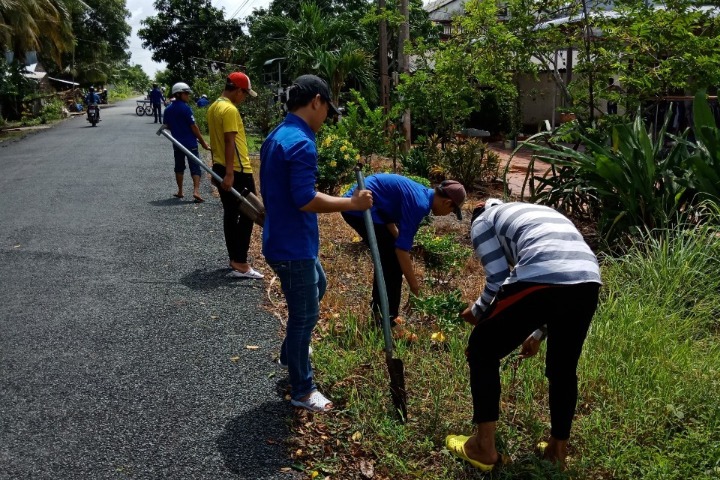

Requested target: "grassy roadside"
[{"left": 250, "top": 171, "right": 720, "bottom": 479}]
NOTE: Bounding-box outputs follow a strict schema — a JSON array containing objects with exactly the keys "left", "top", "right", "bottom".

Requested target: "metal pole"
[{"left": 155, "top": 127, "right": 262, "bottom": 221}]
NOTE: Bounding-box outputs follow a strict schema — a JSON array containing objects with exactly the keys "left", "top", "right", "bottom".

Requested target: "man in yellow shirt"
[{"left": 207, "top": 72, "right": 263, "bottom": 279}]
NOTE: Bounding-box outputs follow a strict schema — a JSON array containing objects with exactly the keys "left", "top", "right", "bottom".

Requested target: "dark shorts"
[{"left": 173, "top": 146, "right": 201, "bottom": 176}]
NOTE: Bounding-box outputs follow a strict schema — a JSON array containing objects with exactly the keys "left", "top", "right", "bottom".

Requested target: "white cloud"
[{"left": 126, "top": 0, "right": 271, "bottom": 79}]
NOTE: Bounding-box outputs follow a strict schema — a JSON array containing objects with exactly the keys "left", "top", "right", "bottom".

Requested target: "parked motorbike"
[{"left": 86, "top": 104, "right": 100, "bottom": 127}]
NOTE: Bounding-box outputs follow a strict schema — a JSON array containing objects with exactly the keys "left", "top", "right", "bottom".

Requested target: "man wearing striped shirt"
[{"left": 446, "top": 199, "right": 602, "bottom": 471}]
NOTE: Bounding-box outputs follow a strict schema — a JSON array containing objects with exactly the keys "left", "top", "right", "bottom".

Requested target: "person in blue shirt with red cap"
[{"left": 342, "top": 175, "right": 466, "bottom": 339}]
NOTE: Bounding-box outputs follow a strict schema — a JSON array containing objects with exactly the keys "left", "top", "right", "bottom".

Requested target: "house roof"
[
  {"left": 424, "top": 0, "right": 457, "bottom": 13},
  {"left": 424, "top": 0, "right": 467, "bottom": 21}
]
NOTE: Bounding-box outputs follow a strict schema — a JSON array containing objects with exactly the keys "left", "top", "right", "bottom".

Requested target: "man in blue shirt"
[
  {"left": 149, "top": 83, "right": 165, "bottom": 123},
  {"left": 163, "top": 82, "right": 210, "bottom": 202},
  {"left": 260, "top": 74, "right": 372, "bottom": 413},
  {"left": 342, "top": 175, "right": 466, "bottom": 336},
  {"left": 196, "top": 94, "right": 210, "bottom": 107},
  {"left": 85, "top": 87, "right": 100, "bottom": 119}
]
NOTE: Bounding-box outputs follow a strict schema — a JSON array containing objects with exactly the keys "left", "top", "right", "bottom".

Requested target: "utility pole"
[
  {"left": 378, "top": 0, "right": 390, "bottom": 115},
  {"left": 398, "top": 0, "right": 411, "bottom": 152}
]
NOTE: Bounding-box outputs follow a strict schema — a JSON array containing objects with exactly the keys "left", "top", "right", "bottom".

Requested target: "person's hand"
[
  {"left": 221, "top": 173, "right": 234, "bottom": 191},
  {"left": 403, "top": 291, "right": 420, "bottom": 314},
  {"left": 519, "top": 335, "right": 541, "bottom": 359},
  {"left": 460, "top": 306, "right": 478, "bottom": 326},
  {"left": 201, "top": 142, "right": 210, "bottom": 151},
  {"left": 350, "top": 188, "right": 373, "bottom": 210}
]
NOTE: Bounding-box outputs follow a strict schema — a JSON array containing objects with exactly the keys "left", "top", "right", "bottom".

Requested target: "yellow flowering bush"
[{"left": 316, "top": 126, "right": 361, "bottom": 194}]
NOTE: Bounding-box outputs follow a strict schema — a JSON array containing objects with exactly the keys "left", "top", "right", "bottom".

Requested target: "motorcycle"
[{"left": 86, "top": 104, "right": 100, "bottom": 127}]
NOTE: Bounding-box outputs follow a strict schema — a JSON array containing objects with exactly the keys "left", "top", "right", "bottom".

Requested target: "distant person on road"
[
  {"left": 445, "top": 199, "right": 602, "bottom": 471},
  {"left": 85, "top": 87, "right": 100, "bottom": 119},
  {"left": 149, "top": 83, "right": 165, "bottom": 123},
  {"left": 341, "top": 174, "right": 466, "bottom": 340},
  {"left": 196, "top": 94, "right": 210, "bottom": 108},
  {"left": 207, "top": 72, "right": 263, "bottom": 279},
  {"left": 260, "top": 74, "right": 373, "bottom": 413},
  {"left": 163, "top": 82, "right": 210, "bottom": 203}
]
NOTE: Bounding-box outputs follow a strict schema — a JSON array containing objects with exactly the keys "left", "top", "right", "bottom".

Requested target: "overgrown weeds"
[{"left": 256, "top": 173, "right": 720, "bottom": 478}]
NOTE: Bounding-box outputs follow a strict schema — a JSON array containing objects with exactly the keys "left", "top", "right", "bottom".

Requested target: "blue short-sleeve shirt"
[
  {"left": 344, "top": 173, "right": 433, "bottom": 251},
  {"left": 163, "top": 100, "right": 197, "bottom": 148}
]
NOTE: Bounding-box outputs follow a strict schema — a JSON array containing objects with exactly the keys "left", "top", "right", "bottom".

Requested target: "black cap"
[{"left": 287, "top": 75, "right": 339, "bottom": 116}]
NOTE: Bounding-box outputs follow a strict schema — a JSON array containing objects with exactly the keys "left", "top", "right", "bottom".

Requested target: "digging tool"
[
  {"left": 156, "top": 126, "right": 265, "bottom": 226},
  {"left": 354, "top": 165, "right": 407, "bottom": 421}
]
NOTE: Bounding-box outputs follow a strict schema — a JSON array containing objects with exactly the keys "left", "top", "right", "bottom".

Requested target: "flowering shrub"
[{"left": 316, "top": 127, "right": 361, "bottom": 194}]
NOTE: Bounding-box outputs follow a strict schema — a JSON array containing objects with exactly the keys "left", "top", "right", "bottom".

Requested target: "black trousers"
[
  {"left": 211, "top": 164, "right": 256, "bottom": 264},
  {"left": 152, "top": 103, "right": 162, "bottom": 123},
  {"left": 467, "top": 282, "right": 600, "bottom": 440},
  {"left": 341, "top": 212, "right": 403, "bottom": 323}
]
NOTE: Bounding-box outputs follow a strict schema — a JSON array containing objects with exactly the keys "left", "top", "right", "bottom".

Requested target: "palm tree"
[
  {"left": 250, "top": 2, "right": 374, "bottom": 103},
  {"left": 0, "top": 0, "right": 76, "bottom": 66}
]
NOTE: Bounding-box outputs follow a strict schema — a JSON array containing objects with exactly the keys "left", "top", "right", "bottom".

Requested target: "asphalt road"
[{"left": 0, "top": 99, "right": 299, "bottom": 479}]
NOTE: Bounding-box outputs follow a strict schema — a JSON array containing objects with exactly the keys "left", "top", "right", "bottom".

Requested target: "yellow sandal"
[{"left": 445, "top": 435, "right": 495, "bottom": 472}]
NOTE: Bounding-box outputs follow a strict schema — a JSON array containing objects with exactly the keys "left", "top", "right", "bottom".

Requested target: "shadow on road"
[
  {"left": 148, "top": 198, "right": 187, "bottom": 207},
  {"left": 180, "top": 268, "right": 265, "bottom": 291},
  {"left": 216, "top": 400, "right": 297, "bottom": 478}
]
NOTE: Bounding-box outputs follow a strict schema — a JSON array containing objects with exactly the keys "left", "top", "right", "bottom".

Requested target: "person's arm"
[
  {"left": 468, "top": 218, "right": 511, "bottom": 321},
  {"left": 395, "top": 248, "right": 419, "bottom": 296},
  {"left": 221, "top": 131, "right": 236, "bottom": 191},
  {"left": 191, "top": 124, "right": 210, "bottom": 150},
  {"left": 386, "top": 223, "right": 399, "bottom": 239},
  {"left": 300, "top": 189, "right": 372, "bottom": 213}
]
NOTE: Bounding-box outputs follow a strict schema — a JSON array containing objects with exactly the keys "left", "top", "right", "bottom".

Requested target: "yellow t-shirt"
[{"left": 207, "top": 96, "right": 252, "bottom": 173}]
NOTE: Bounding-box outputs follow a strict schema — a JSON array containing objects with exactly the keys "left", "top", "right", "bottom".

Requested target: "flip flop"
[
  {"left": 445, "top": 435, "right": 495, "bottom": 472},
  {"left": 173, "top": 193, "right": 184, "bottom": 198},
  {"left": 193, "top": 195, "right": 204, "bottom": 203}
]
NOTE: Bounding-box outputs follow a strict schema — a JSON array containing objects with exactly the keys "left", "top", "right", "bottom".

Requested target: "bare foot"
[
  {"left": 193, "top": 193, "right": 204, "bottom": 203},
  {"left": 463, "top": 434, "right": 499, "bottom": 466},
  {"left": 173, "top": 192, "right": 183, "bottom": 198},
  {"left": 542, "top": 437, "right": 568, "bottom": 468}
]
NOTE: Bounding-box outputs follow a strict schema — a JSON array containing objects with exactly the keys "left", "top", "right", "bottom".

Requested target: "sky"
[{"left": 125, "top": 0, "right": 272, "bottom": 78}]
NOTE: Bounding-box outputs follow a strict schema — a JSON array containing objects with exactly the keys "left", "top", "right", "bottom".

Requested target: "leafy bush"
[
  {"left": 440, "top": 138, "right": 501, "bottom": 189},
  {"left": 401, "top": 142, "right": 431, "bottom": 178},
  {"left": 191, "top": 104, "right": 208, "bottom": 136},
  {"left": 410, "top": 289, "right": 466, "bottom": 332},
  {"left": 241, "top": 86, "right": 284, "bottom": 138},
  {"left": 316, "top": 125, "right": 361, "bottom": 194},
  {"left": 414, "top": 227, "right": 471, "bottom": 271},
  {"left": 40, "top": 99, "right": 64, "bottom": 121},
  {"left": 107, "top": 83, "right": 135, "bottom": 101},
  {"left": 335, "top": 90, "right": 401, "bottom": 158},
  {"left": 522, "top": 108, "right": 691, "bottom": 245},
  {"left": 681, "top": 90, "right": 720, "bottom": 202}
]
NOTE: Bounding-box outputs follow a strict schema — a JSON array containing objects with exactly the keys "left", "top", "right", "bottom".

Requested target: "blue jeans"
[{"left": 267, "top": 258, "right": 327, "bottom": 400}]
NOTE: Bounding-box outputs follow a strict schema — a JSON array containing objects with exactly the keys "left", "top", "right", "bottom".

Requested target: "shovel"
[
  {"left": 156, "top": 126, "right": 265, "bottom": 227},
  {"left": 354, "top": 165, "right": 407, "bottom": 422}
]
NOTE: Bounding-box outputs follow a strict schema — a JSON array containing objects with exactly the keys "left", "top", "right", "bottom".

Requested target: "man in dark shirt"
[{"left": 149, "top": 83, "right": 165, "bottom": 123}]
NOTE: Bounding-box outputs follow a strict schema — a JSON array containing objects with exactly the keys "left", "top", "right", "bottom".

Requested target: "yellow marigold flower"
[
  {"left": 340, "top": 145, "right": 347, "bottom": 152},
  {"left": 344, "top": 154, "right": 349, "bottom": 160},
  {"left": 355, "top": 154, "right": 361, "bottom": 160},
  {"left": 330, "top": 161, "right": 337, "bottom": 167}
]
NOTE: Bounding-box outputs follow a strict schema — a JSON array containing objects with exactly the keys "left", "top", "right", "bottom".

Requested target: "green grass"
[{"left": 306, "top": 209, "right": 720, "bottom": 479}]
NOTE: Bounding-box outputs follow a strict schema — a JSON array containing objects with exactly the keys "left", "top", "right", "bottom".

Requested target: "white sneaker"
[{"left": 228, "top": 267, "right": 264, "bottom": 279}]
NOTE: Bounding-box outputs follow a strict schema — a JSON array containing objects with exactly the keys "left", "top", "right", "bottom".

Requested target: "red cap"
[{"left": 227, "top": 72, "right": 257, "bottom": 97}]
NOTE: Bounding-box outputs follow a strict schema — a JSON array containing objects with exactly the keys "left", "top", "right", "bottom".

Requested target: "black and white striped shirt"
[{"left": 470, "top": 202, "right": 602, "bottom": 319}]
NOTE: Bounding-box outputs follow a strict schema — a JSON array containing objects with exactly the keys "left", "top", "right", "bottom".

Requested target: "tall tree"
[
  {"left": 0, "top": 0, "right": 75, "bottom": 65},
  {"left": 138, "top": 0, "right": 245, "bottom": 83},
  {"left": 62, "top": 0, "right": 132, "bottom": 84}
]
